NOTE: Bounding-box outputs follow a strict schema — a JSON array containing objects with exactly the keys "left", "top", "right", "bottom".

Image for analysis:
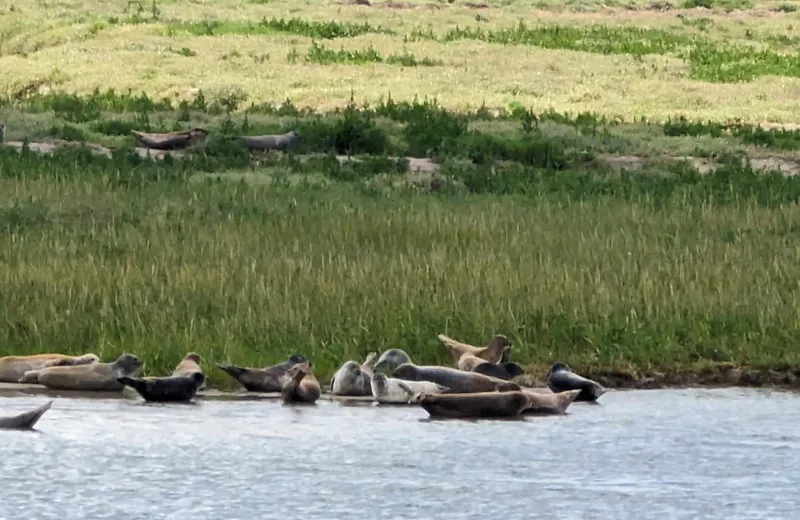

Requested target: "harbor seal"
[
  {"left": 547, "top": 362, "right": 607, "bottom": 402},
  {"left": 458, "top": 352, "right": 524, "bottom": 381},
  {"left": 521, "top": 388, "right": 581, "bottom": 415},
  {"left": 0, "top": 400, "right": 53, "bottom": 430},
  {"left": 217, "top": 354, "right": 307, "bottom": 392},
  {"left": 118, "top": 372, "right": 206, "bottom": 403},
  {"left": 131, "top": 128, "right": 208, "bottom": 150},
  {"left": 1, "top": 353, "right": 100, "bottom": 383},
  {"left": 410, "top": 391, "right": 531, "bottom": 419},
  {"left": 373, "top": 348, "right": 416, "bottom": 374},
  {"left": 370, "top": 372, "right": 449, "bottom": 404},
  {"left": 438, "top": 333, "right": 512, "bottom": 364},
  {"left": 393, "top": 363, "right": 520, "bottom": 394},
  {"left": 36, "top": 353, "right": 143, "bottom": 391},
  {"left": 172, "top": 352, "right": 205, "bottom": 390},
  {"left": 330, "top": 352, "right": 377, "bottom": 396},
  {"left": 280, "top": 361, "right": 321, "bottom": 404},
  {"left": 238, "top": 130, "right": 301, "bottom": 152}
]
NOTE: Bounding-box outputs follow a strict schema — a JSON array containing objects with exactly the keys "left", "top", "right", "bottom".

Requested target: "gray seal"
[
  {"left": 0, "top": 400, "right": 53, "bottom": 430},
  {"left": 217, "top": 354, "right": 307, "bottom": 392},
  {"left": 131, "top": 128, "right": 208, "bottom": 150},
  {"left": 118, "top": 372, "right": 206, "bottom": 403},
  {"left": 547, "top": 363, "right": 607, "bottom": 402},
  {"left": 238, "top": 131, "right": 301, "bottom": 152}
]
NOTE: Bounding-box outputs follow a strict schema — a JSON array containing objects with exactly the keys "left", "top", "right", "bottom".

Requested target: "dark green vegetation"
[{"left": 1, "top": 90, "right": 800, "bottom": 388}]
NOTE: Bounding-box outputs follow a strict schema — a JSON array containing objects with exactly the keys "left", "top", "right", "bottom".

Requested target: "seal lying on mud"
[
  {"left": 410, "top": 391, "right": 531, "bottom": 419},
  {"left": 131, "top": 128, "right": 209, "bottom": 150},
  {"left": 547, "top": 363, "right": 607, "bottom": 402},
  {"left": 118, "top": 372, "right": 206, "bottom": 403},
  {"left": 34, "top": 353, "right": 143, "bottom": 391},
  {"left": 370, "top": 373, "right": 449, "bottom": 404},
  {"left": 330, "top": 352, "right": 377, "bottom": 396},
  {"left": 280, "top": 361, "right": 321, "bottom": 404},
  {"left": 3, "top": 353, "right": 100, "bottom": 383},
  {"left": 217, "top": 354, "right": 307, "bottom": 392},
  {"left": 0, "top": 400, "right": 53, "bottom": 430},
  {"left": 172, "top": 352, "right": 206, "bottom": 390},
  {"left": 457, "top": 353, "right": 524, "bottom": 381},
  {"left": 521, "top": 388, "right": 581, "bottom": 415},
  {"left": 238, "top": 130, "right": 301, "bottom": 152},
  {"left": 438, "top": 333, "right": 512, "bottom": 365}
]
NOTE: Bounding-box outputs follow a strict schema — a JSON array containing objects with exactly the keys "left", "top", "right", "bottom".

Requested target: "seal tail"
[{"left": 0, "top": 400, "right": 53, "bottom": 430}]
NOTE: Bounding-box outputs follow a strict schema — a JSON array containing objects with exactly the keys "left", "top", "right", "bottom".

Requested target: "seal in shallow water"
[
  {"left": 3, "top": 353, "right": 100, "bottom": 383},
  {"left": 0, "top": 400, "right": 53, "bottom": 430},
  {"left": 280, "top": 361, "right": 321, "bottom": 404},
  {"left": 546, "top": 362, "right": 607, "bottom": 402},
  {"left": 118, "top": 372, "right": 206, "bottom": 403},
  {"left": 410, "top": 391, "right": 531, "bottom": 419},
  {"left": 172, "top": 352, "right": 206, "bottom": 390},
  {"left": 330, "top": 352, "right": 377, "bottom": 396},
  {"left": 370, "top": 372, "right": 449, "bottom": 404},
  {"left": 35, "top": 353, "right": 143, "bottom": 391},
  {"left": 521, "top": 388, "right": 580, "bottom": 415},
  {"left": 437, "top": 333, "right": 512, "bottom": 365},
  {"left": 217, "top": 354, "right": 307, "bottom": 392},
  {"left": 458, "top": 352, "right": 524, "bottom": 381},
  {"left": 238, "top": 130, "right": 301, "bottom": 152},
  {"left": 131, "top": 128, "right": 208, "bottom": 150}
]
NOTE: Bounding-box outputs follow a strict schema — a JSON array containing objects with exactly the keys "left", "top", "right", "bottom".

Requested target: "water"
[{"left": 1, "top": 387, "right": 798, "bottom": 520}]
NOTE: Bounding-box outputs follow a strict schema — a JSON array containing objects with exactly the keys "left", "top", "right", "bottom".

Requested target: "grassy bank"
[{"left": 0, "top": 96, "right": 799, "bottom": 390}]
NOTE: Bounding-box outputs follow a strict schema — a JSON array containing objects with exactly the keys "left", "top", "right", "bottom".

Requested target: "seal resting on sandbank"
[
  {"left": 131, "top": 128, "right": 208, "bottom": 150},
  {"left": 438, "top": 333, "right": 512, "bottom": 365},
  {"left": 330, "top": 352, "right": 377, "bottom": 396},
  {"left": 34, "top": 353, "right": 143, "bottom": 391},
  {"left": 280, "top": 361, "right": 321, "bottom": 404},
  {"left": 172, "top": 352, "right": 206, "bottom": 390},
  {"left": 2, "top": 353, "right": 100, "bottom": 383},
  {"left": 217, "top": 354, "right": 308, "bottom": 392},
  {"left": 457, "top": 352, "right": 524, "bottom": 381},
  {"left": 238, "top": 130, "right": 301, "bottom": 152},
  {"left": 547, "top": 362, "right": 607, "bottom": 402},
  {"left": 410, "top": 391, "right": 531, "bottom": 419},
  {"left": 118, "top": 372, "right": 206, "bottom": 403},
  {"left": 0, "top": 400, "right": 53, "bottom": 430},
  {"left": 370, "top": 372, "right": 449, "bottom": 404},
  {"left": 521, "top": 388, "right": 581, "bottom": 415}
]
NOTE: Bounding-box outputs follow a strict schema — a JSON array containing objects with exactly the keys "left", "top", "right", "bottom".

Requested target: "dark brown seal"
[
  {"left": 131, "top": 128, "right": 208, "bottom": 150},
  {"left": 280, "top": 361, "right": 321, "bottom": 404},
  {"left": 410, "top": 391, "right": 531, "bottom": 419},
  {"left": 217, "top": 354, "right": 307, "bottom": 392},
  {"left": 118, "top": 372, "right": 206, "bottom": 403},
  {"left": 0, "top": 400, "right": 53, "bottom": 430}
]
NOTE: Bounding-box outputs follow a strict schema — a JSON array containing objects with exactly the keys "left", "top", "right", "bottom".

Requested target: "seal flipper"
[
  {"left": 117, "top": 376, "right": 149, "bottom": 398},
  {"left": 217, "top": 363, "right": 248, "bottom": 379},
  {"left": 397, "top": 380, "right": 415, "bottom": 397},
  {"left": 0, "top": 400, "right": 53, "bottom": 430},
  {"left": 501, "top": 362, "right": 525, "bottom": 378}
]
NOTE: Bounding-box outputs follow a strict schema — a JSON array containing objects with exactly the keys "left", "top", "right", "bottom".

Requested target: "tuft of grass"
[
  {"left": 301, "top": 41, "right": 443, "bottom": 67},
  {"left": 170, "top": 16, "right": 395, "bottom": 39}
]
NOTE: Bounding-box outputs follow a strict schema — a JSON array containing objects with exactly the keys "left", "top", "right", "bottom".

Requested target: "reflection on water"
[{"left": 2, "top": 388, "right": 799, "bottom": 520}]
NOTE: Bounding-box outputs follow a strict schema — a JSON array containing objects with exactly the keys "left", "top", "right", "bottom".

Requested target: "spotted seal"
[
  {"left": 547, "top": 362, "right": 607, "bottom": 402},
  {"left": 118, "top": 372, "right": 206, "bottom": 403},
  {"left": 330, "top": 352, "right": 377, "bottom": 396},
  {"left": 370, "top": 372, "right": 449, "bottom": 404},
  {"left": 35, "top": 353, "right": 143, "bottom": 391},
  {"left": 1, "top": 353, "right": 99, "bottom": 383},
  {"left": 437, "top": 333, "right": 512, "bottom": 364},
  {"left": 0, "top": 400, "right": 53, "bottom": 430},
  {"left": 280, "top": 361, "right": 321, "bottom": 404},
  {"left": 409, "top": 391, "right": 532, "bottom": 419},
  {"left": 217, "top": 354, "right": 307, "bottom": 392}
]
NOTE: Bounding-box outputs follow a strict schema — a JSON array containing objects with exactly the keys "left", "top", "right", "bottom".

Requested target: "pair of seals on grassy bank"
[
  {"left": 330, "top": 353, "right": 377, "bottom": 396},
  {"left": 2, "top": 353, "right": 100, "bottom": 384},
  {"left": 118, "top": 352, "right": 206, "bottom": 403},
  {"left": 374, "top": 349, "right": 520, "bottom": 394},
  {"left": 132, "top": 128, "right": 209, "bottom": 150},
  {"left": 547, "top": 363, "right": 606, "bottom": 402},
  {"left": 28, "top": 354, "right": 143, "bottom": 391},
  {"left": 0, "top": 400, "right": 53, "bottom": 430},
  {"left": 218, "top": 354, "right": 308, "bottom": 392}
]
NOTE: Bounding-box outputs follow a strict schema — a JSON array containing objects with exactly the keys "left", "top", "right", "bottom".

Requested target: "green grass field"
[{"left": 1, "top": 0, "right": 799, "bottom": 387}]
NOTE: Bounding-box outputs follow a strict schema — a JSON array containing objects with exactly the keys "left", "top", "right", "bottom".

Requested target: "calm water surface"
[{"left": 2, "top": 388, "right": 798, "bottom": 520}]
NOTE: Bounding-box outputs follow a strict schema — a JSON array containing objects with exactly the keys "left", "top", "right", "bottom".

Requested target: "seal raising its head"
[
  {"left": 547, "top": 362, "right": 607, "bottom": 402},
  {"left": 330, "top": 352, "right": 377, "bottom": 396},
  {"left": 373, "top": 349, "right": 413, "bottom": 374}
]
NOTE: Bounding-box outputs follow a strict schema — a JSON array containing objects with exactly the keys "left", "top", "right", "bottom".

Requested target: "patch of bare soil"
[{"left": 598, "top": 153, "right": 800, "bottom": 177}]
